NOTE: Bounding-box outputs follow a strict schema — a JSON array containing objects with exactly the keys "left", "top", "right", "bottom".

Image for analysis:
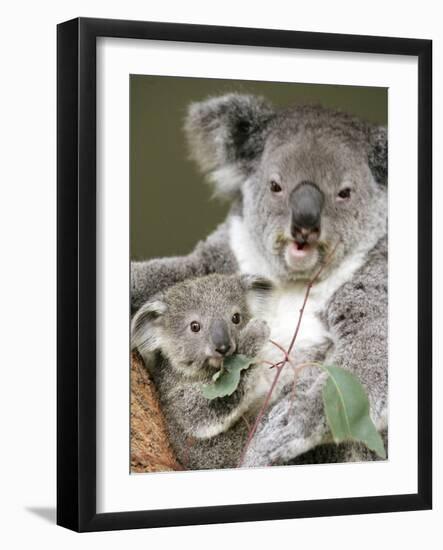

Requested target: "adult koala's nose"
[
  {"left": 290, "top": 181, "right": 324, "bottom": 243},
  {"left": 210, "top": 319, "right": 234, "bottom": 357}
]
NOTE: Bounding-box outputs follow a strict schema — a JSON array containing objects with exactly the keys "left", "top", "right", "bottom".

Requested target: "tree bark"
[{"left": 130, "top": 352, "right": 182, "bottom": 473}]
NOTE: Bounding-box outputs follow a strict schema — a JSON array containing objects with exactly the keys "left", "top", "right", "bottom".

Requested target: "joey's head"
[
  {"left": 185, "top": 95, "right": 387, "bottom": 282},
  {"left": 131, "top": 274, "right": 273, "bottom": 381}
]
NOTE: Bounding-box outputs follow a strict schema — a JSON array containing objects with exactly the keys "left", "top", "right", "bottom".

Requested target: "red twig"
[
  {"left": 237, "top": 243, "right": 338, "bottom": 467},
  {"left": 269, "top": 339, "right": 290, "bottom": 360}
]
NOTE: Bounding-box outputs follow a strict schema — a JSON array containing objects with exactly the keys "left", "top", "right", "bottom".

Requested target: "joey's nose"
[
  {"left": 215, "top": 343, "right": 232, "bottom": 356},
  {"left": 210, "top": 319, "right": 233, "bottom": 357},
  {"left": 290, "top": 181, "right": 324, "bottom": 237}
]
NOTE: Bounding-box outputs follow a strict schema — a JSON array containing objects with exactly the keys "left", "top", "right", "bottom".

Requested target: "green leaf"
[
  {"left": 211, "top": 369, "right": 222, "bottom": 382},
  {"left": 201, "top": 354, "right": 253, "bottom": 400},
  {"left": 322, "top": 365, "right": 386, "bottom": 459}
]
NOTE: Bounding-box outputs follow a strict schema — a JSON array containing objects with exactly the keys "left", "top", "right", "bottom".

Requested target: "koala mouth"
[
  {"left": 287, "top": 240, "right": 314, "bottom": 259},
  {"left": 283, "top": 239, "right": 322, "bottom": 273},
  {"left": 207, "top": 357, "right": 224, "bottom": 369}
]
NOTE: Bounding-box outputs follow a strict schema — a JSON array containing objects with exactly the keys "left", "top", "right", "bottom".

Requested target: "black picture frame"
[{"left": 57, "top": 17, "right": 432, "bottom": 532}]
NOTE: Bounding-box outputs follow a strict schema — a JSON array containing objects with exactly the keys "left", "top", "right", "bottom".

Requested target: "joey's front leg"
[{"left": 170, "top": 381, "right": 248, "bottom": 441}]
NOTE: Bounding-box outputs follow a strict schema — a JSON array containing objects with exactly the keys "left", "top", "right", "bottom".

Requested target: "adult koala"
[{"left": 131, "top": 94, "right": 388, "bottom": 467}]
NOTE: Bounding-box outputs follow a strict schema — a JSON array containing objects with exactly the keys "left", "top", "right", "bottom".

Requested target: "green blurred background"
[{"left": 130, "top": 76, "right": 387, "bottom": 260}]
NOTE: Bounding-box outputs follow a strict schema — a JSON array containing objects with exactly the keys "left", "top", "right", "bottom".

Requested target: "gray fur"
[
  {"left": 131, "top": 221, "right": 238, "bottom": 313},
  {"left": 368, "top": 126, "right": 388, "bottom": 187},
  {"left": 131, "top": 94, "right": 388, "bottom": 467},
  {"left": 243, "top": 237, "right": 388, "bottom": 466},
  {"left": 185, "top": 94, "right": 275, "bottom": 198},
  {"left": 131, "top": 274, "right": 272, "bottom": 470},
  {"left": 289, "top": 429, "right": 388, "bottom": 465}
]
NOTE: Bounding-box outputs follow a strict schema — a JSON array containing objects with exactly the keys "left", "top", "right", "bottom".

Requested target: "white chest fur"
[
  {"left": 229, "top": 216, "right": 368, "bottom": 387},
  {"left": 265, "top": 284, "right": 327, "bottom": 362}
]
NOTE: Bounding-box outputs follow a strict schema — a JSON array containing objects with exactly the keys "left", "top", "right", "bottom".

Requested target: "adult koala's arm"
[
  {"left": 324, "top": 236, "right": 388, "bottom": 425},
  {"left": 131, "top": 221, "right": 238, "bottom": 312},
  {"left": 243, "top": 237, "right": 388, "bottom": 467}
]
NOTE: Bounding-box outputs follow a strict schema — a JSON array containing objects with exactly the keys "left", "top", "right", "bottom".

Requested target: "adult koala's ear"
[
  {"left": 131, "top": 298, "right": 167, "bottom": 355},
  {"left": 241, "top": 274, "right": 274, "bottom": 315},
  {"left": 368, "top": 125, "right": 388, "bottom": 186},
  {"left": 185, "top": 94, "right": 275, "bottom": 198}
]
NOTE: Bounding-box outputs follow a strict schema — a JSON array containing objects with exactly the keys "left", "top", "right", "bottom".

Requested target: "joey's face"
[
  {"left": 162, "top": 298, "right": 247, "bottom": 380},
  {"left": 242, "top": 134, "right": 386, "bottom": 282}
]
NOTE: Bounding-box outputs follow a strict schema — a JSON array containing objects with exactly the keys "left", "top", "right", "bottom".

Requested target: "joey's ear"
[
  {"left": 131, "top": 298, "right": 167, "bottom": 355},
  {"left": 184, "top": 94, "right": 275, "bottom": 198},
  {"left": 367, "top": 125, "right": 388, "bottom": 186},
  {"left": 240, "top": 274, "right": 274, "bottom": 314}
]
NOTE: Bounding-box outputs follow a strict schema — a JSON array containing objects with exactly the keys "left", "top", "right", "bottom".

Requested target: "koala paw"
[
  {"left": 242, "top": 386, "right": 326, "bottom": 467},
  {"left": 248, "top": 318, "right": 271, "bottom": 341},
  {"left": 238, "top": 319, "right": 270, "bottom": 358},
  {"left": 243, "top": 435, "right": 320, "bottom": 468}
]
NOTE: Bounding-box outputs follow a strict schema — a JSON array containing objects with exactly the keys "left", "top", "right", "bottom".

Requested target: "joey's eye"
[
  {"left": 337, "top": 188, "right": 351, "bottom": 200},
  {"left": 190, "top": 321, "right": 201, "bottom": 333},
  {"left": 231, "top": 313, "right": 241, "bottom": 324},
  {"left": 270, "top": 180, "right": 282, "bottom": 193}
]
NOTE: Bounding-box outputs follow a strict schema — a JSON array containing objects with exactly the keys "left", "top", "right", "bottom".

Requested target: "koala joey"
[{"left": 131, "top": 273, "right": 273, "bottom": 470}]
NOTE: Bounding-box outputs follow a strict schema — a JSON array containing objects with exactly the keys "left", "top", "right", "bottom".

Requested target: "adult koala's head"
[{"left": 185, "top": 94, "right": 387, "bottom": 282}]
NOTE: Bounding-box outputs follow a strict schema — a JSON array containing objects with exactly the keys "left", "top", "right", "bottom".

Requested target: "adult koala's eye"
[
  {"left": 337, "top": 187, "right": 352, "bottom": 200},
  {"left": 270, "top": 179, "right": 282, "bottom": 193},
  {"left": 190, "top": 321, "right": 201, "bottom": 333},
  {"left": 231, "top": 313, "right": 241, "bottom": 324}
]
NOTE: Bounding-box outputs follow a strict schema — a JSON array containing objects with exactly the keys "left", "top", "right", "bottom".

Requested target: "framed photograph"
[{"left": 57, "top": 17, "right": 432, "bottom": 532}]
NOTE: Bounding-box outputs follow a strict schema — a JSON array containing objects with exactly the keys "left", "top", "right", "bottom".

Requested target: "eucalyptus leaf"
[
  {"left": 202, "top": 354, "right": 253, "bottom": 400},
  {"left": 322, "top": 365, "right": 386, "bottom": 459},
  {"left": 211, "top": 369, "right": 222, "bottom": 382}
]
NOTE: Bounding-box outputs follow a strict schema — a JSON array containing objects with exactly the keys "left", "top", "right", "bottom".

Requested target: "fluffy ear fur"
[
  {"left": 184, "top": 94, "right": 275, "bottom": 198},
  {"left": 240, "top": 274, "right": 274, "bottom": 315},
  {"left": 368, "top": 125, "right": 388, "bottom": 186},
  {"left": 131, "top": 298, "right": 167, "bottom": 355}
]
